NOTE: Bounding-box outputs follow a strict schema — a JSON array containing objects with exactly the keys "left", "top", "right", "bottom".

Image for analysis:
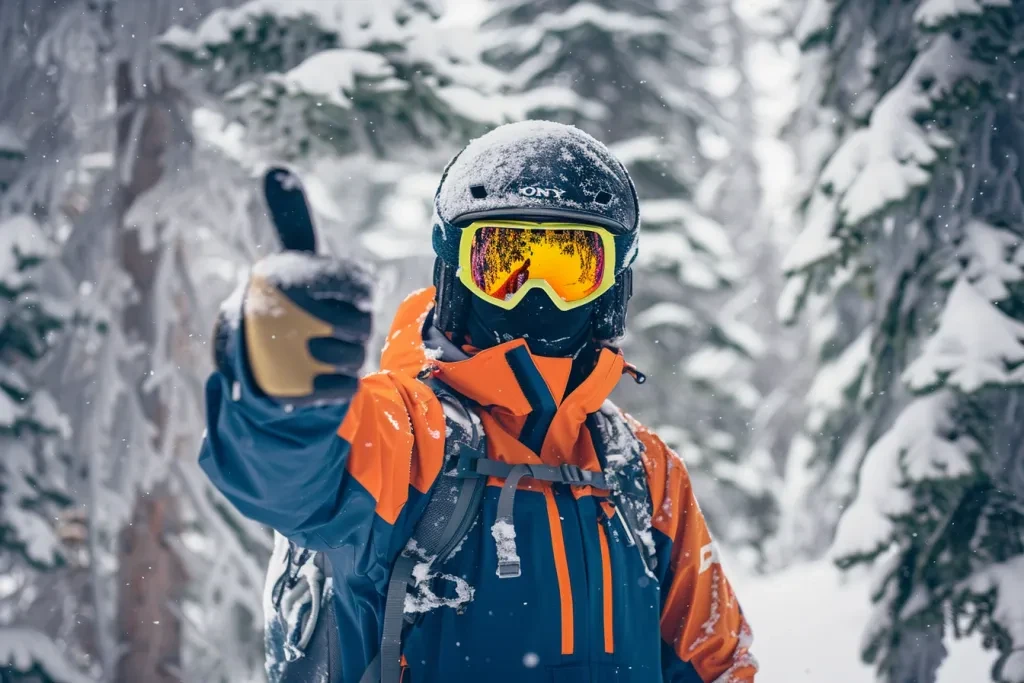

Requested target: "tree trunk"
[{"left": 113, "top": 60, "right": 186, "bottom": 683}]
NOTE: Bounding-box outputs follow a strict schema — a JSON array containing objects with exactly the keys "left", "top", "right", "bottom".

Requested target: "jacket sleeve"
[
  {"left": 636, "top": 427, "right": 758, "bottom": 683},
  {"left": 199, "top": 318, "right": 446, "bottom": 563}
]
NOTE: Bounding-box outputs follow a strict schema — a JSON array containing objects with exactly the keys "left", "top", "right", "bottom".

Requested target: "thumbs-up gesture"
[{"left": 222, "top": 167, "right": 374, "bottom": 405}]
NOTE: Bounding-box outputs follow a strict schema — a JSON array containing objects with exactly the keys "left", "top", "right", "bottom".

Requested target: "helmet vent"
[
  {"left": 594, "top": 190, "right": 612, "bottom": 205},
  {"left": 469, "top": 184, "right": 488, "bottom": 199}
]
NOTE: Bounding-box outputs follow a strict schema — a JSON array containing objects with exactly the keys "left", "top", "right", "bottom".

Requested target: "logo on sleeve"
[{"left": 699, "top": 541, "right": 721, "bottom": 575}]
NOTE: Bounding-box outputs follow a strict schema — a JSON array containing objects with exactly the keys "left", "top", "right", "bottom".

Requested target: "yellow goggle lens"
[{"left": 458, "top": 221, "right": 616, "bottom": 311}]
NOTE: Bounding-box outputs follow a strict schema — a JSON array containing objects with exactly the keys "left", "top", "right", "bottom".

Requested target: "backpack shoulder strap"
[
  {"left": 365, "top": 378, "right": 486, "bottom": 683},
  {"left": 587, "top": 400, "right": 658, "bottom": 573}
]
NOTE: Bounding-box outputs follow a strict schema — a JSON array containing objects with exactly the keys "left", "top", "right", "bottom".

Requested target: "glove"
[{"left": 241, "top": 251, "right": 374, "bottom": 405}]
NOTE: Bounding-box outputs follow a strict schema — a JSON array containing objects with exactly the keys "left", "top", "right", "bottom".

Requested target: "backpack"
[{"left": 264, "top": 379, "right": 656, "bottom": 683}]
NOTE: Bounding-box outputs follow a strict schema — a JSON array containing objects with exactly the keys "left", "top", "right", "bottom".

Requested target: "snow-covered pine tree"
[
  {"left": 691, "top": 0, "right": 801, "bottom": 562},
  {"left": 0, "top": 4, "right": 99, "bottom": 680},
  {"left": 0, "top": 215, "right": 85, "bottom": 683},
  {"left": 160, "top": 0, "right": 502, "bottom": 162},
  {"left": 784, "top": 1, "right": 1024, "bottom": 681},
  {"left": 13, "top": 2, "right": 274, "bottom": 681},
  {"left": 768, "top": 0, "right": 880, "bottom": 563},
  {"left": 481, "top": 0, "right": 768, "bottom": 551}
]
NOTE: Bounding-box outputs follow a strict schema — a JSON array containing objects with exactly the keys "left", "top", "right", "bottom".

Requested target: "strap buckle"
[
  {"left": 558, "top": 463, "right": 586, "bottom": 484},
  {"left": 497, "top": 560, "right": 522, "bottom": 579}
]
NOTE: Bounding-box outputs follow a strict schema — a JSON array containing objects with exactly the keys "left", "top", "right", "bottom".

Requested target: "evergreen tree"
[
  {"left": 784, "top": 2, "right": 1024, "bottom": 681},
  {"left": 0, "top": 1, "right": 275, "bottom": 680},
  {"left": 481, "top": 0, "right": 770, "bottom": 551},
  {"left": 161, "top": 0, "right": 502, "bottom": 162},
  {"left": 0, "top": 215, "right": 82, "bottom": 683},
  {"left": 0, "top": 4, "right": 97, "bottom": 679}
]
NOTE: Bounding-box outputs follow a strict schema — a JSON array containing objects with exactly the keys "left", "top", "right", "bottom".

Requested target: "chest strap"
[{"left": 464, "top": 458, "right": 608, "bottom": 579}]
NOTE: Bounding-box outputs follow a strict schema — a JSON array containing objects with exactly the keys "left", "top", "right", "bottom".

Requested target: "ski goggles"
[{"left": 458, "top": 220, "right": 617, "bottom": 311}]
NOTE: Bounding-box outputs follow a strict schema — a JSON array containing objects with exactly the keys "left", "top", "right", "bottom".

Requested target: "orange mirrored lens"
[{"left": 469, "top": 226, "right": 606, "bottom": 304}]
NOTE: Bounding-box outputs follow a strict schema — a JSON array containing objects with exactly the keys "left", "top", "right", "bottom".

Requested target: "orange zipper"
[{"left": 597, "top": 515, "right": 615, "bottom": 654}]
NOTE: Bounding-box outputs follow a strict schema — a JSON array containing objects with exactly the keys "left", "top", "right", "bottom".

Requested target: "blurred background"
[{"left": 0, "top": 0, "right": 1021, "bottom": 681}]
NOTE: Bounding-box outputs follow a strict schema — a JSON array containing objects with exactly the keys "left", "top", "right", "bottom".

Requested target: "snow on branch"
[
  {"left": 0, "top": 627, "right": 96, "bottom": 683},
  {"left": 806, "top": 328, "right": 871, "bottom": 432},
  {"left": 904, "top": 278, "right": 1024, "bottom": 394},
  {"left": 955, "top": 555, "right": 1024, "bottom": 683},
  {"left": 515, "top": 2, "right": 675, "bottom": 50},
  {"left": 0, "top": 215, "right": 55, "bottom": 288},
  {"left": 784, "top": 35, "right": 986, "bottom": 274},
  {"left": 938, "top": 219, "right": 1024, "bottom": 302},
  {"left": 160, "top": 0, "right": 346, "bottom": 54},
  {"left": 914, "top": 0, "right": 1013, "bottom": 30},
  {"left": 820, "top": 35, "right": 978, "bottom": 226},
  {"left": 0, "top": 123, "right": 26, "bottom": 156},
  {"left": 634, "top": 301, "right": 699, "bottom": 330},
  {"left": 795, "top": 0, "right": 835, "bottom": 47},
  {"left": 831, "top": 392, "right": 977, "bottom": 564},
  {"left": 250, "top": 49, "right": 397, "bottom": 110},
  {"left": 643, "top": 199, "right": 734, "bottom": 259}
]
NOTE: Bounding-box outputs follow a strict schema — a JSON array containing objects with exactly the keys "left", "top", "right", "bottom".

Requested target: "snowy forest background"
[{"left": 0, "top": 0, "right": 1021, "bottom": 681}]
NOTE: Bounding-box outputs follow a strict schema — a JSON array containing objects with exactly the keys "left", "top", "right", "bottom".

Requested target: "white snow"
[
  {"left": 164, "top": 0, "right": 347, "bottom": 52},
  {"left": 0, "top": 390, "right": 23, "bottom": 428},
  {"left": 490, "top": 519, "right": 520, "bottom": 576},
  {"left": 776, "top": 271, "right": 808, "bottom": 324},
  {"left": 914, "top": 0, "right": 1012, "bottom": 29},
  {"left": 806, "top": 328, "right": 870, "bottom": 431},
  {"left": 0, "top": 215, "right": 54, "bottom": 288},
  {"left": 642, "top": 199, "right": 733, "bottom": 259},
  {"left": 634, "top": 301, "right": 699, "bottom": 330},
  {"left": 958, "top": 556, "right": 1024, "bottom": 681},
  {"left": 251, "top": 251, "right": 365, "bottom": 289},
  {"left": 794, "top": 0, "right": 833, "bottom": 46},
  {"left": 30, "top": 391, "right": 71, "bottom": 438},
  {"left": 6, "top": 505, "right": 61, "bottom": 565},
  {"left": 273, "top": 49, "right": 396, "bottom": 109},
  {"left": 904, "top": 278, "right": 1024, "bottom": 393},
  {"left": 217, "top": 274, "right": 249, "bottom": 331},
  {"left": 405, "top": 561, "right": 476, "bottom": 615},
  {"left": 726, "top": 557, "right": 998, "bottom": 682},
  {"left": 0, "top": 628, "right": 96, "bottom": 683},
  {"left": 717, "top": 316, "right": 767, "bottom": 358},
  {"left": 510, "top": 3, "right": 670, "bottom": 58},
  {"left": 436, "top": 120, "right": 628, "bottom": 222},
  {"left": 685, "top": 346, "right": 744, "bottom": 383},
  {"left": 817, "top": 35, "right": 978, "bottom": 229},
  {"left": 781, "top": 191, "right": 840, "bottom": 273},
  {"left": 634, "top": 230, "right": 722, "bottom": 290},
  {"left": 0, "top": 124, "right": 26, "bottom": 155},
  {"left": 941, "top": 219, "right": 1024, "bottom": 302},
  {"left": 831, "top": 392, "right": 976, "bottom": 562},
  {"left": 609, "top": 136, "right": 666, "bottom": 166}
]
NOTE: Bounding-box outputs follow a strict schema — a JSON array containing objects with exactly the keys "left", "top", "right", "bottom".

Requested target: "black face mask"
[{"left": 466, "top": 288, "right": 595, "bottom": 358}]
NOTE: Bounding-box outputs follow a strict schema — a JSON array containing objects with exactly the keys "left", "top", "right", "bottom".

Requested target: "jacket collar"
[{"left": 379, "top": 287, "right": 627, "bottom": 462}]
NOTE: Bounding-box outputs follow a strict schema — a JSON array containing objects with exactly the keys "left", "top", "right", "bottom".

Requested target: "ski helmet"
[{"left": 431, "top": 120, "right": 640, "bottom": 342}]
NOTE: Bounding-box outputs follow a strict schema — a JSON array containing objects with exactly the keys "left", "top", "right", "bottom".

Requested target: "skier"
[{"left": 201, "top": 121, "right": 758, "bottom": 683}]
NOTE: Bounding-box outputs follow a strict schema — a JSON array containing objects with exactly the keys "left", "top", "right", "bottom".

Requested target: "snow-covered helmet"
[{"left": 431, "top": 120, "right": 640, "bottom": 342}]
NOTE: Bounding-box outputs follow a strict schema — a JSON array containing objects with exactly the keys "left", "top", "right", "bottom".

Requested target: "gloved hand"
[{"left": 241, "top": 251, "right": 374, "bottom": 405}]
